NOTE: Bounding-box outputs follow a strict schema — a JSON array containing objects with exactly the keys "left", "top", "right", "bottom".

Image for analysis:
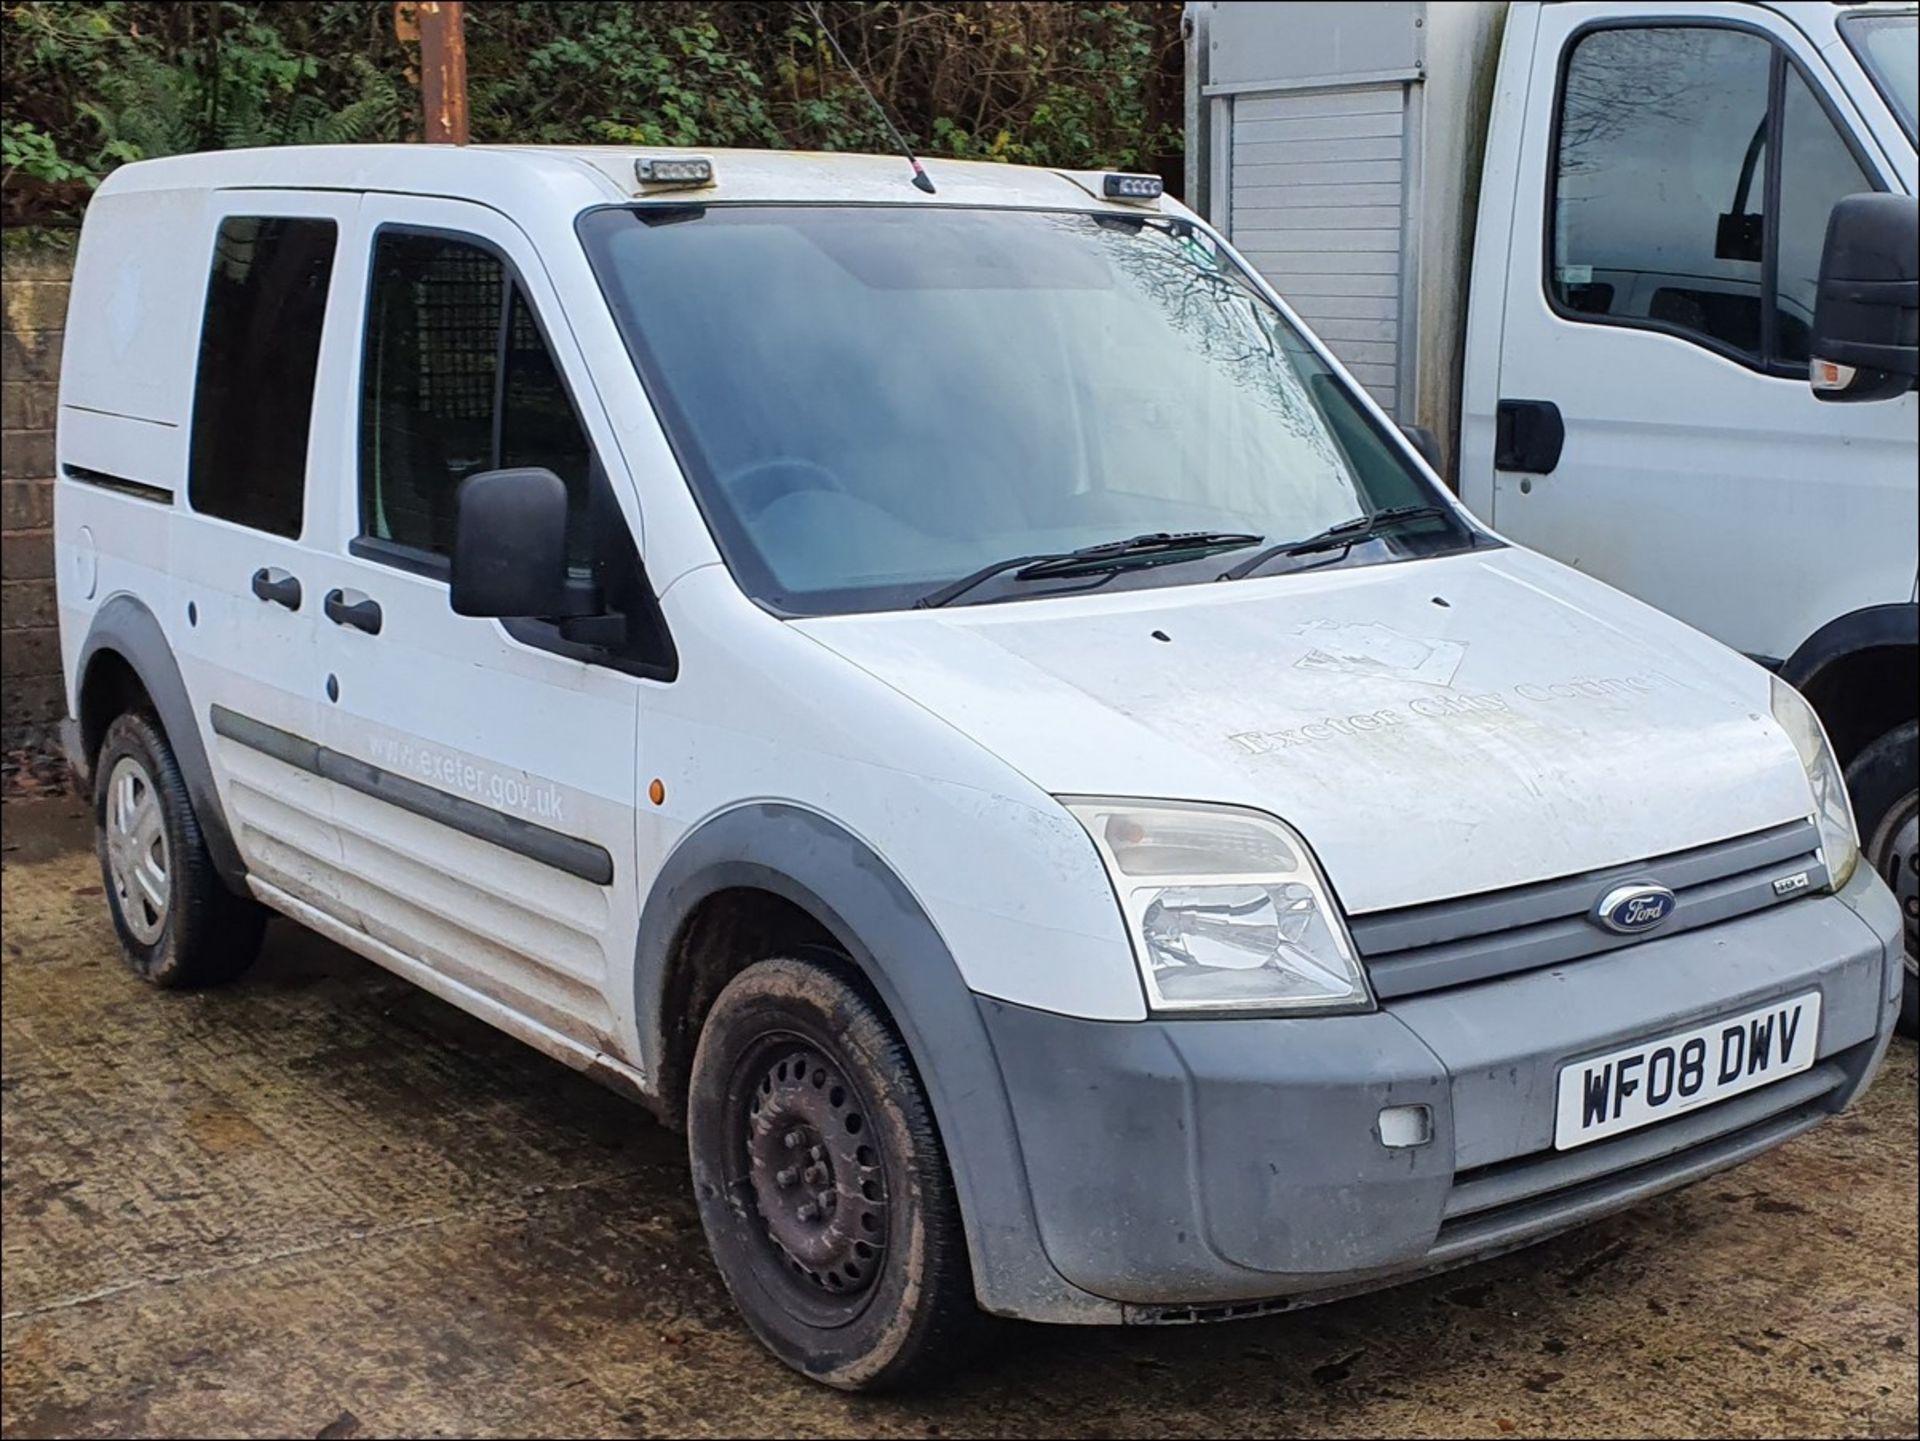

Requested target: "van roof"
[{"left": 94, "top": 143, "right": 1168, "bottom": 217}]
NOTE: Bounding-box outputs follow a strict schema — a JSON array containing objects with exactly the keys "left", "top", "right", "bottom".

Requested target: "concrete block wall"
[{"left": 2, "top": 247, "right": 72, "bottom": 744}]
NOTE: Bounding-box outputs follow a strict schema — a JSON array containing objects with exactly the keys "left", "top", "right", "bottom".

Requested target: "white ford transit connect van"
[{"left": 55, "top": 146, "right": 1905, "bottom": 1390}]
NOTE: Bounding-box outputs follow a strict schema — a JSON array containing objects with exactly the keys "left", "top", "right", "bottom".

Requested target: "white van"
[
  {"left": 1183, "top": 0, "right": 1920, "bottom": 1029},
  {"left": 55, "top": 146, "right": 1904, "bottom": 1390}
]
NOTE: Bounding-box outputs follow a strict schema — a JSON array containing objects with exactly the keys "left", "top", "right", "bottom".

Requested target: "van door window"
[
  {"left": 1549, "top": 25, "right": 1884, "bottom": 376},
  {"left": 1773, "top": 67, "right": 1875, "bottom": 366},
  {"left": 499, "top": 289, "right": 593, "bottom": 558},
  {"left": 188, "top": 217, "right": 338, "bottom": 537},
  {"left": 359, "top": 231, "right": 592, "bottom": 565},
  {"left": 1549, "top": 26, "right": 1774, "bottom": 362}
]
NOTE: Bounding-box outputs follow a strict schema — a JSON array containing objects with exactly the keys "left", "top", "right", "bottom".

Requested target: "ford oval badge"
[{"left": 1592, "top": 883, "right": 1678, "bottom": 935}]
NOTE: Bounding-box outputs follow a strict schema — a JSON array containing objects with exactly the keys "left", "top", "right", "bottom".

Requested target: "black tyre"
[
  {"left": 93, "top": 711, "right": 266, "bottom": 989},
  {"left": 1846, "top": 719, "right": 1918, "bottom": 1036},
  {"left": 687, "top": 956, "right": 977, "bottom": 1390}
]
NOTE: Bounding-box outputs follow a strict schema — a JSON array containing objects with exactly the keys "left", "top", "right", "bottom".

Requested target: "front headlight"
[
  {"left": 1770, "top": 676, "right": 1858, "bottom": 890},
  {"left": 1062, "top": 798, "right": 1373, "bottom": 1015}
]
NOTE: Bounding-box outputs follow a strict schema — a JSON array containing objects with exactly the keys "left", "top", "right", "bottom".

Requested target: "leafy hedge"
[{"left": 2, "top": 1, "right": 1183, "bottom": 226}]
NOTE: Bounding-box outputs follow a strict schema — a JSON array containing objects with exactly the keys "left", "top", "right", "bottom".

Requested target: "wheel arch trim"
[
  {"left": 1780, "top": 603, "right": 1920, "bottom": 696},
  {"left": 634, "top": 800, "right": 1118, "bottom": 1322},
  {"left": 74, "top": 593, "right": 249, "bottom": 894}
]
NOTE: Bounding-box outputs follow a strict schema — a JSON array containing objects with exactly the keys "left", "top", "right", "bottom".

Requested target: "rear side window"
[
  {"left": 189, "top": 217, "right": 338, "bottom": 537},
  {"left": 359, "top": 230, "right": 592, "bottom": 563}
]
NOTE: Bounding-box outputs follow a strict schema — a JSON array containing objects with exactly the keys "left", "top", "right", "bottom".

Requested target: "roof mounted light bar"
[
  {"left": 1102, "top": 173, "right": 1164, "bottom": 202},
  {"left": 635, "top": 155, "right": 716, "bottom": 190}
]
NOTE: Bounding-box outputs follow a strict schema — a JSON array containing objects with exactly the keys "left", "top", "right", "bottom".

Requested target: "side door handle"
[
  {"left": 324, "top": 588, "right": 383, "bottom": 636},
  {"left": 1495, "top": 399, "right": 1566, "bottom": 474},
  {"left": 250, "top": 567, "right": 302, "bottom": 610}
]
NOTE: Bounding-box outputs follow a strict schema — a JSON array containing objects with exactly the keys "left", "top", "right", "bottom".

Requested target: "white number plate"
[{"left": 1553, "top": 991, "right": 1821, "bottom": 1151}]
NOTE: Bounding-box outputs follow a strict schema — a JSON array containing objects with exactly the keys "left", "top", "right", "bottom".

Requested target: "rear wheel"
[
  {"left": 94, "top": 711, "right": 266, "bottom": 989},
  {"left": 1846, "top": 720, "right": 1918, "bottom": 1035},
  {"left": 687, "top": 956, "right": 977, "bottom": 1390}
]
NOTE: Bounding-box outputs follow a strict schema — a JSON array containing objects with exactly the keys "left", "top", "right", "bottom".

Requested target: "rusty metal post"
[{"left": 395, "top": 0, "right": 469, "bottom": 144}]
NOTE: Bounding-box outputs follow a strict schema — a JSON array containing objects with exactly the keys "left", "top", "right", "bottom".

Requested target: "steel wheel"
[
  {"left": 104, "top": 754, "right": 170, "bottom": 946},
  {"left": 688, "top": 956, "right": 978, "bottom": 1390},
  {"left": 741, "top": 1039, "right": 890, "bottom": 1314}
]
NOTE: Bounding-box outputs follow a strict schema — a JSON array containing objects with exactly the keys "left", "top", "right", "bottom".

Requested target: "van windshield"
[
  {"left": 579, "top": 205, "right": 1475, "bottom": 615},
  {"left": 1842, "top": 10, "right": 1918, "bottom": 142}
]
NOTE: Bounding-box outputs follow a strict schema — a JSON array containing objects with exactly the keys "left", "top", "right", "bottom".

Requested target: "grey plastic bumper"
[{"left": 976, "top": 864, "right": 1903, "bottom": 1315}]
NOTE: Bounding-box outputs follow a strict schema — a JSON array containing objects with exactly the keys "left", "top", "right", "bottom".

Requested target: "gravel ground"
[{"left": 3, "top": 792, "right": 1915, "bottom": 1439}]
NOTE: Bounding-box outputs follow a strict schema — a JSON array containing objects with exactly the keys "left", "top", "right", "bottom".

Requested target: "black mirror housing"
[
  {"left": 450, "top": 467, "right": 570, "bottom": 618},
  {"left": 1810, "top": 192, "right": 1918, "bottom": 403}
]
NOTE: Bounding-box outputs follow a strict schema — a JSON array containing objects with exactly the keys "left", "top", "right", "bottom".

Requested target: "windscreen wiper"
[
  {"left": 1220, "top": 504, "right": 1453, "bottom": 581},
  {"left": 916, "top": 531, "right": 1263, "bottom": 609}
]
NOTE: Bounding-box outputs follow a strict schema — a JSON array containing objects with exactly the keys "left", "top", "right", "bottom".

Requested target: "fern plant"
[
  {"left": 217, "top": 56, "right": 406, "bottom": 149},
  {"left": 75, "top": 51, "right": 202, "bottom": 167},
  {"left": 73, "top": 39, "right": 404, "bottom": 167}
]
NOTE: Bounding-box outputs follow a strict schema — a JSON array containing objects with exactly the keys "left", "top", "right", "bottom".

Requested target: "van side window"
[
  {"left": 1550, "top": 26, "right": 1881, "bottom": 375},
  {"left": 188, "top": 217, "right": 338, "bottom": 538},
  {"left": 500, "top": 289, "right": 593, "bottom": 557},
  {"left": 1773, "top": 67, "right": 1874, "bottom": 366},
  {"left": 1550, "top": 26, "right": 1774, "bottom": 360},
  {"left": 359, "top": 231, "right": 592, "bottom": 563}
]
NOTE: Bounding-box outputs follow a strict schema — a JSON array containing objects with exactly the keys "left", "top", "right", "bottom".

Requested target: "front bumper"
[{"left": 977, "top": 863, "right": 1904, "bottom": 1317}]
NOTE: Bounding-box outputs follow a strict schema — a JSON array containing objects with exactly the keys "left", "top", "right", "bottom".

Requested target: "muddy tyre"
[
  {"left": 1846, "top": 719, "right": 1918, "bottom": 1035},
  {"left": 93, "top": 711, "right": 266, "bottom": 989},
  {"left": 687, "top": 956, "right": 977, "bottom": 1390}
]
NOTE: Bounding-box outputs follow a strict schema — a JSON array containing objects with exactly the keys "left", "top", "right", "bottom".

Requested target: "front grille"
[{"left": 1348, "top": 820, "right": 1824, "bottom": 1000}]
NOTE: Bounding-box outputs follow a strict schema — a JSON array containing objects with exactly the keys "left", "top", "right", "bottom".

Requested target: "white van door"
[
  {"left": 171, "top": 192, "right": 359, "bottom": 914},
  {"left": 1478, "top": 5, "right": 1918, "bottom": 663},
  {"left": 305, "top": 196, "right": 652, "bottom": 1061}
]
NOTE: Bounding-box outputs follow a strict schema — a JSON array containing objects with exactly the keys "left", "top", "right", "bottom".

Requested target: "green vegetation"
[{"left": 1, "top": 2, "right": 1182, "bottom": 226}]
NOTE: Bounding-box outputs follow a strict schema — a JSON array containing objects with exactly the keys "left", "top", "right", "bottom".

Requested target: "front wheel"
[
  {"left": 1847, "top": 720, "right": 1918, "bottom": 1036},
  {"left": 687, "top": 956, "right": 977, "bottom": 1391}
]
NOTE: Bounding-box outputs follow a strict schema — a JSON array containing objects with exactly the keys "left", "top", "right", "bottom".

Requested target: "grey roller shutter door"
[{"left": 1228, "top": 85, "right": 1406, "bottom": 414}]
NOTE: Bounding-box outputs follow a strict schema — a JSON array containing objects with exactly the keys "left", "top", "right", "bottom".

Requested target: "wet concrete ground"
[{"left": 2, "top": 791, "right": 1916, "bottom": 1439}]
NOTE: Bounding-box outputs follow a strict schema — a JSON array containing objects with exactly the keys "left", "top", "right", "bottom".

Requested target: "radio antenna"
[{"left": 806, "top": 1, "right": 936, "bottom": 194}]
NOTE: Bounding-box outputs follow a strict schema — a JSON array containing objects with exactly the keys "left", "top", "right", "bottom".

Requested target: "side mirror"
[
  {"left": 1399, "top": 423, "right": 1444, "bottom": 473},
  {"left": 450, "top": 468, "right": 569, "bottom": 618},
  {"left": 1810, "top": 192, "right": 1918, "bottom": 403}
]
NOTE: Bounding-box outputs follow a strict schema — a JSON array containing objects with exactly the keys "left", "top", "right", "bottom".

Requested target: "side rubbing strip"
[
  {"left": 209, "top": 705, "right": 614, "bottom": 885},
  {"left": 315, "top": 749, "right": 616, "bottom": 885},
  {"left": 210, "top": 705, "right": 321, "bottom": 773}
]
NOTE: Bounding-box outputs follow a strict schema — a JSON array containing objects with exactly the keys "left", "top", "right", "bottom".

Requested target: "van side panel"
[
  {"left": 55, "top": 188, "right": 205, "bottom": 730},
  {"left": 61, "top": 189, "right": 210, "bottom": 428}
]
